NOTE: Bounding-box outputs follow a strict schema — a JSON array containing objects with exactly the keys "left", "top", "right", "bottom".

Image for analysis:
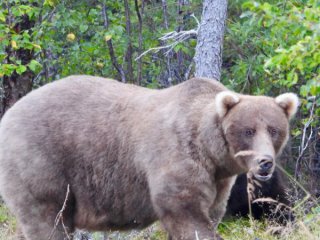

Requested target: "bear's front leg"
[
  {"left": 209, "top": 176, "right": 237, "bottom": 230},
  {"left": 150, "top": 167, "right": 219, "bottom": 240}
]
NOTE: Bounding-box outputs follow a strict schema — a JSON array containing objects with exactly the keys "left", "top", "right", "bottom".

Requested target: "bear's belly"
[
  {"left": 73, "top": 174, "right": 158, "bottom": 231},
  {"left": 74, "top": 198, "right": 158, "bottom": 231}
]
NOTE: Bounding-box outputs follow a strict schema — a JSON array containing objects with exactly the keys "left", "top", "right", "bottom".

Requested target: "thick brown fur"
[{"left": 0, "top": 76, "right": 298, "bottom": 240}]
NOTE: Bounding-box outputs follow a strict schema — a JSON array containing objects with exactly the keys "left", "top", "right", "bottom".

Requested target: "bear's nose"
[{"left": 258, "top": 155, "right": 274, "bottom": 172}]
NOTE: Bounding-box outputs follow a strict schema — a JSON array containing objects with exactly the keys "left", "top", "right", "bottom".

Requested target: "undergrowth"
[
  {"left": 0, "top": 204, "right": 15, "bottom": 240},
  {"left": 0, "top": 199, "right": 319, "bottom": 240}
]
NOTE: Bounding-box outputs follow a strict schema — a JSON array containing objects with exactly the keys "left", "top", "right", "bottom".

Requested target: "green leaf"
[
  {"left": 240, "top": 11, "right": 253, "bottom": 19},
  {"left": 16, "top": 65, "right": 27, "bottom": 75},
  {"left": 44, "top": 0, "right": 58, "bottom": 7},
  {"left": 0, "top": 12, "right": 5, "bottom": 22},
  {"left": 242, "top": 1, "right": 260, "bottom": 10},
  {"left": 310, "top": 84, "right": 320, "bottom": 96},
  {"left": 300, "top": 85, "right": 310, "bottom": 97},
  {"left": 1, "top": 64, "right": 16, "bottom": 76},
  {"left": 79, "top": 24, "right": 88, "bottom": 33},
  {"left": 28, "top": 60, "right": 41, "bottom": 72}
]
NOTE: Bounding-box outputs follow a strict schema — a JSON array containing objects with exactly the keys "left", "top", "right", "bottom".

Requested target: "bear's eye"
[
  {"left": 244, "top": 128, "right": 256, "bottom": 137},
  {"left": 268, "top": 127, "right": 278, "bottom": 137}
]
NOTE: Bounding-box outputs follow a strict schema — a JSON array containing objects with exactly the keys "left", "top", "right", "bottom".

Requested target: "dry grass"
[{"left": 0, "top": 204, "right": 319, "bottom": 240}]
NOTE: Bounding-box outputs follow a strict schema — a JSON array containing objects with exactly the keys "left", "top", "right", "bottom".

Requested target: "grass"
[
  {"left": 0, "top": 204, "right": 16, "bottom": 240},
  {"left": 219, "top": 214, "right": 320, "bottom": 240}
]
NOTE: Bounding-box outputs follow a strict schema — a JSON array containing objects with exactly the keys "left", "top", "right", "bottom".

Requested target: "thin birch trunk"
[
  {"left": 134, "top": 0, "right": 143, "bottom": 85},
  {"left": 194, "top": 0, "right": 228, "bottom": 80},
  {"left": 124, "top": 0, "right": 134, "bottom": 82},
  {"left": 161, "top": 0, "right": 169, "bottom": 29},
  {"left": 161, "top": 0, "right": 173, "bottom": 86}
]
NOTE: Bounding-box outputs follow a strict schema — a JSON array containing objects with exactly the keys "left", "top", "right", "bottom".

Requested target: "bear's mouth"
[{"left": 254, "top": 172, "right": 272, "bottom": 181}]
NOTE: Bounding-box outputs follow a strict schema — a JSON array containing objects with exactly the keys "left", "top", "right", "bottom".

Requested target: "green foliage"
[
  {"left": 224, "top": 0, "right": 319, "bottom": 97},
  {"left": 0, "top": 0, "right": 200, "bottom": 86},
  {"left": 0, "top": 1, "right": 42, "bottom": 77},
  {"left": 1, "top": 0, "right": 318, "bottom": 98}
]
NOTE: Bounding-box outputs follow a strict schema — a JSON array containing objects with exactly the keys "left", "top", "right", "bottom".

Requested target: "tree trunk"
[
  {"left": 124, "top": 0, "right": 134, "bottom": 83},
  {"left": 160, "top": 0, "right": 173, "bottom": 87},
  {"left": 134, "top": 0, "right": 143, "bottom": 85},
  {"left": 175, "top": 0, "right": 190, "bottom": 83},
  {"left": 161, "top": 0, "right": 169, "bottom": 29},
  {"left": 0, "top": 7, "right": 34, "bottom": 118},
  {"left": 194, "top": 0, "right": 228, "bottom": 80}
]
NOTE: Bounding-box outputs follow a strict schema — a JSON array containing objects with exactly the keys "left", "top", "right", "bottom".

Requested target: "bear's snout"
[
  {"left": 258, "top": 155, "right": 274, "bottom": 171},
  {"left": 254, "top": 155, "right": 274, "bottom": 181}
]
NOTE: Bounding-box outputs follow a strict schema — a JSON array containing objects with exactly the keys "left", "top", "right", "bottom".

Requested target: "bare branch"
[
  {"left": 135, "top": 14, "right": 199, "bottom": 60},
  {"left": 102, "top": 3, "right": 126, "bottom": 83},
  {"left": 195, "top": 231, "right": 200, "bottom": 240},
  {"left": 48, "top": 184, "right": 71, "bottom": 240},
  {"left": 295, "top": 96, "right": 316, "bottom": 179},
  {"left": 184, "top": 61, "right": 194, "bottom": 80}
]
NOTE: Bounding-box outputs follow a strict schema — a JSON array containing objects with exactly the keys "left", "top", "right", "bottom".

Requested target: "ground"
[{"left": 0, "top": 203, "right": 319, "bottom": 240}]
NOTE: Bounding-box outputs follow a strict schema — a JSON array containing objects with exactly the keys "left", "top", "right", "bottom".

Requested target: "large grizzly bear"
[{"left": 0, "top": 76, "right": 298, "bottom": 240}]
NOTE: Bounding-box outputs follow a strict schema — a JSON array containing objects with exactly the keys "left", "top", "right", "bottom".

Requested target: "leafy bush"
[{"left": 224, "top": 1, "right": 319, "bottom": 93}]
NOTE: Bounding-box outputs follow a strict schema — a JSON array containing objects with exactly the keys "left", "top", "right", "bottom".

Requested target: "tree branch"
[
  {"left": 294, "top": 96, "right": 316, "bottom": 179},
  {"left": 48, "top": 184, "right": 71, "bottom": 240},
  {"left": 102, "top": 3, "right": 126, "bottom": 83},
  {"left": 135, "top": 14, "right": 199, "bottom": 60}
]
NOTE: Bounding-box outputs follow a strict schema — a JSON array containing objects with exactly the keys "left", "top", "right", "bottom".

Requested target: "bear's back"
[{"left": 0, "top": 76, "right": 160, "bottom": 229}]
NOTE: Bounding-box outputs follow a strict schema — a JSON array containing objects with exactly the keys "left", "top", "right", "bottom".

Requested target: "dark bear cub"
[{"left": 226, "top": 168, "right": 294, "bottom": 224}]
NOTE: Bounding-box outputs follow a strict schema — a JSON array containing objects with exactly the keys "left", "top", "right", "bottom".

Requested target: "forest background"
[{"left": 0, "top": 0, "right": 319, "bottom": 239}]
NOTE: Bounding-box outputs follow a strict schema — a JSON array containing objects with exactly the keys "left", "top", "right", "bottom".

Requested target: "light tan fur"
[
  {"left": 0, "top": 76, "right": 298, "bottom": 240},
  {"left": 215, "top": 91, "right": 240, "bottom": 118},
  {"left": 275, "top": 93, "right": 299, "bottom": 119}
]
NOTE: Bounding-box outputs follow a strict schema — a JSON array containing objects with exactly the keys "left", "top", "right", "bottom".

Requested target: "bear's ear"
[
  {"left": 215, "top": 91, "right": 240, "bottom": 118},
  {"left": 275, "top": 93, "right": 299, "bottom": 119}
]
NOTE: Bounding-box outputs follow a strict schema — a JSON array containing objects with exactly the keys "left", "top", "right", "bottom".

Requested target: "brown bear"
[{"left": 0, "top": 76, "right": 298, "bottom": 240}]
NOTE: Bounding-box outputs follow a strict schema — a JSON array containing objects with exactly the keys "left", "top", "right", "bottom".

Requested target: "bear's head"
[{"left": 215, "top": 91, "right": 299, "bottom": 181}]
